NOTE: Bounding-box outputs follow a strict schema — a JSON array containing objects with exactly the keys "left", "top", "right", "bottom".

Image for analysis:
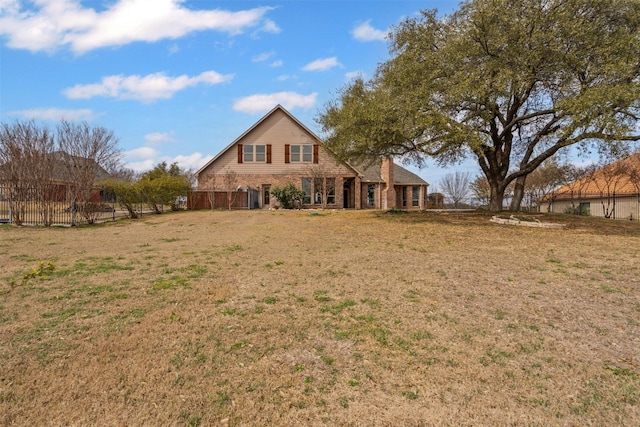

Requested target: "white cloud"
[
  {"left": 10, "top": 107, "right": 96, "bottom": 121},
  {"left": 260, "top": 19, "right": 280, "bottom": 34},
  {"left": 233, "top": 92, "right": 317, "bottom": 114},
  {"left": 63, "top": 70, "right": 234, "bottom": 102},
  {"left": 0, "top": 0, "right": 276, "bottom": 53},
  {"left": 270, "top": 60, "right": 283, "bottom": 68},
  {"left": 145, "top": 131, "right": 175, "bottom": 146},
  {"left": 302, "top": 57, "right": 341, "bottom": 72},
  {"left": 172, "top": 152, "right": 212, "bottom": 171},
  {"left": 352, "top": 20, "right": 387, "bottom": 42},
  {"left": 252, "top": 51, "right": 275, "bottom": 62},
  {"left": 124, "top": 146, "right": 159, "bottom": 160},
  {"left": 124, "top": 159, "right": 156, "bottom": 173},
  {"left": 123, "top": 150, "right": 212, "bottom": 173}
]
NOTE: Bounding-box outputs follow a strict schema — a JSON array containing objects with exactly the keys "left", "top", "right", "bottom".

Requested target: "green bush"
[
  {"left": 102, "top": 179, "right": 141, "bottom": 218},
  {"left": 563, "top": 204, "right": 590, "bottom": 216},
  {"left": 270, "top": 184, "right": 305, "bottom": 209}
]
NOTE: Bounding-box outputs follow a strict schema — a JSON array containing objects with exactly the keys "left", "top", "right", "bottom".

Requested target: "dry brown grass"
[{"left": 1, "top": 210, "right": 639, "bottom": 426}]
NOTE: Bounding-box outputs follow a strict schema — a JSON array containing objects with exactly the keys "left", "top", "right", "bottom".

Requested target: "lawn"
[{"left": 1, "top": 210, "right": 639, "bottom": 426}]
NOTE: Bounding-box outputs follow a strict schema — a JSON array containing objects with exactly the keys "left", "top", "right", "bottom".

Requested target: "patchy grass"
[{"left": 0, "top": 210, "right": 639, "bottom": 426}]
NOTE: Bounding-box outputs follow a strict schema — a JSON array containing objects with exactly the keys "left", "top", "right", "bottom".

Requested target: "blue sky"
[{"left": 1, "top": 0, "right": 470, "bottom": 185}]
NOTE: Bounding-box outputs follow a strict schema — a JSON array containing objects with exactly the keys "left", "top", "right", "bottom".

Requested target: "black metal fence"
[{"left": 0, "top": 184, "right": 187, "bottom": 226}]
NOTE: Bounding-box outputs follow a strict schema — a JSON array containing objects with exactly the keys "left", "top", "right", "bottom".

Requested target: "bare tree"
[
  {"left": 628, "top": 155, "right": 640, "bottom": 220},
  {"left": 439, "top": 171, "right": 471, "bottom": 209},
  {"left": 306, "top": 163, "right": 336, "bottom": 208},
  {"left": 556, "top": 164, "right": 597, "bottom": 215},
  {"left": 470, "top": 175, "right": 490, "bottom": 207},
  {"left": 591, "top": 159, "right": 630, "bottom": 219},
  {"left": 0, "top": 120, "right": 56, "bottom": 225},
  {"left": 221, "top": 168, "right": 238, "bottom": 210},
  {"left": 56, "top": 120, "right": 122, "bottom": 224},
  {"left": 522, "top": 158, "right": 570, "bottom": 212}
]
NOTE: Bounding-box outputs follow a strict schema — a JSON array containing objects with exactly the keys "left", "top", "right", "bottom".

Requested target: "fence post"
[{"left": 8, "top": 190, "right": 12, "bottom": 225}]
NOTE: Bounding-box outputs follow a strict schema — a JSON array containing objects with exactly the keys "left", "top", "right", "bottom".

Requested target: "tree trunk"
[
  {"left": 510, "top": 176, "right": 526, "bottom": 211},
  {"left": 489, "top": 183, "right": 505, "bottom": 212}
]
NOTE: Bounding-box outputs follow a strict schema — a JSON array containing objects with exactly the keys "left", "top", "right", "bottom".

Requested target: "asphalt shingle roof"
[{"left": 356, "top": 161, "right": 428, "bottom": 185}]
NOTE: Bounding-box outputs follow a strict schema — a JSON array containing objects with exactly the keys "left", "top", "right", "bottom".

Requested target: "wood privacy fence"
[{"left": 187, "top": 189, "right": 260, "bottom": 210}]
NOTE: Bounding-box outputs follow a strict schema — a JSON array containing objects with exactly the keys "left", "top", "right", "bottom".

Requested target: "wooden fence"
[{"left": 187, "top": 189, "right": 259, "bottom": 210}]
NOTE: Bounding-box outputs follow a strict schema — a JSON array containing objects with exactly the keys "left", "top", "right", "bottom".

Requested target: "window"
[
  {"left": 241, "top": 144, "right": 267, "bottom": 163},
  {"left": 263, "top": 184, "right": 271, "bottom": 206},
  {"left": 401, "top": 187, "right": 407, "bottom": 207},
  {"left": 302, "top": 145, "right": 313, "bottom": 162},
  {"left": 578, "top": 202, "right": 590, "bottom": 216},
  {"left": 255, "top": 145, "right": 266, "bottom": 162},
  {"left": 326, "top": 178, "right": 335, "bottom": 205},
  {"left": 290, "top": 145, "right": 313, "bottom": 162},
  {"left": 243, "top": 145, "right": 253, "bottom": 162},
  {"left": 412, "top": 186, "right": 420, "bottom": 207},
  {"left": 302, "top": 177, "right": 335, "bottom": 205},
  {"left": 302, "top": 178, "right": 312, "bottom": 204},
  {"left": 314, "top": 178, "right": 323, "bottom": 204},
  {"left": 290, "top": 145, "right": 300, "bottom": 162},
  {"left": 367, "top": 184, "right": 376, "bottom": 207}
]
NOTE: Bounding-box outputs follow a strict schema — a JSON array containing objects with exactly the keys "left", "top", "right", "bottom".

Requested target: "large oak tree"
[{"left": 317, "top": 0, "right": 640, "bottom": 211}]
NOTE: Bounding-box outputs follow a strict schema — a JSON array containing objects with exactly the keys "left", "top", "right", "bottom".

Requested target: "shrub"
[
  {"left": 102, "top": 179, "right": 140, "bottom": 219},
  {"left": 563, "top": 204, "right": 590, "bottom": 216},
  {"left": 270, "top": 184, "right": 305, "bottom": 209}
]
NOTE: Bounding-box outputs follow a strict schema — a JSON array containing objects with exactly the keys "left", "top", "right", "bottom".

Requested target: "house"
[
  {"left": 195, "top": 105, "right": 429, "bottom": 210},
  {"left": 0, "top": 150, "right": 113, "bottom": 225},
  {"left": 545, "top": 153, "right": 640, "bottom": 221},
  {"left": 0, "top": 150, "right": 111, "bottom": 203}
]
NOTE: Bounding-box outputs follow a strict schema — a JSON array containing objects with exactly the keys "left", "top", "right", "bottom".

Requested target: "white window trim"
[
  {"left": 290, "top": 144, "right": 313, "bottom": 163},
  {"left": 243, "top": 145, "right": 266, "bottom": 163}
]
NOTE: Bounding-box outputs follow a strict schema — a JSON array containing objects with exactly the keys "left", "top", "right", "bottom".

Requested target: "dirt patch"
[{"left": 1, "top": 210, "right": 639, "bottom": 425}]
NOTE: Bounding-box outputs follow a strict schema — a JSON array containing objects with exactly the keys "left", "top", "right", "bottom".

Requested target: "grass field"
[{"left": 1, "top": 210, "right": 639, "bottom": 426}]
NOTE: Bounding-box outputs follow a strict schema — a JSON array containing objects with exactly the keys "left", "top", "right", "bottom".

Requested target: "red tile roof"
[{"left": 552, "top": 153, "right": 640, "bottom": 199}]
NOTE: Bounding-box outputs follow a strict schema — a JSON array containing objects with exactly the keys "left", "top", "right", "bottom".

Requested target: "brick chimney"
[{"left": 380, "top": 157, "right": 395, "bottom": 209}]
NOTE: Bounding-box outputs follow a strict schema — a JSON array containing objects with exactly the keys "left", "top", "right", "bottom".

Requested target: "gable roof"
[
  {"left": 394, "top": 164, "right": 429, "bottom": 185},
  {"left": 51, "top": 151, "right": 111, "bottom": 182},
  {"left": 552, "top": 153, "right": 640, "bottom": 199},
  {"left": 356, "top": 161, "right": 429, "bottom": 185},
  {"left": 196, "top": 104, "right": 324, "bottom": 177},
  {"left": 195, "top": 104, "right": 429, "bottom": 186}
]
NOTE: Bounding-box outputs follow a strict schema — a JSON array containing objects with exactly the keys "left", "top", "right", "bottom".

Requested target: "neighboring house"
[
  {"left": 50, "top": 151, "right": 111, "bottom": 185},
  {"left": 195, "top": 105, "right": 429, "bottom": 209},
  {"left": 545, "top": 153, "right": 640, "bottom": 221},
  {"left": 0, "top": 150, "right": 111, "bottom": 203}
]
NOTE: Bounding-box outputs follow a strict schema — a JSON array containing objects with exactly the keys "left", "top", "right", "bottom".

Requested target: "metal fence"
[{"left": 0, "top": 184, "right": 187, "bottom": 226}]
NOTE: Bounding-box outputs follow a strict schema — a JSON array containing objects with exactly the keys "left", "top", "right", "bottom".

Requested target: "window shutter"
[
  {"left": 266, "top": 144, "right": 272, "bottom": 164},
  {"left": 237, "top": 144, "right": 243, "bottom": 163},
  {"left": 313, "top": 145, "right": 319, "bottom": 164},
  {"left": 284, "top": 144, "right": 290, "bottom": 163}
]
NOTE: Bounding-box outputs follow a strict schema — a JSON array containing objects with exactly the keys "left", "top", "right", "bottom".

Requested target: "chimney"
[{"left": 381, "top": 157, "right": 395, "bottom": 209}]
